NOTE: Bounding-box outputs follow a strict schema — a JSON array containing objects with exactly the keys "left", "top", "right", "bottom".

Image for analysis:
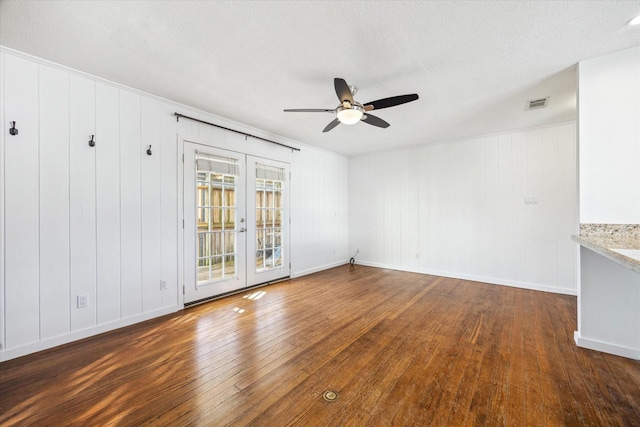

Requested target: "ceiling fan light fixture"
[
  {"left": 626, "top": 14, "right": 640, "bottom": 26},
  {"left": 336, "top": 105, "right": 364, "bottom": 125}
]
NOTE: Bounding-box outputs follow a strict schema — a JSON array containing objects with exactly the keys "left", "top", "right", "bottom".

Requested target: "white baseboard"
[
  {"left": 354, "top": 260, "right": 577, "bottom": 296},
  {"left": 291, "top": 260, "right": 347, "bottom": 278},
  {"left": 1, "top": 305, "right": 181, "bottom": 362},
  {"left": 574, "top": 331, "right": 640, "bottom": 360}
]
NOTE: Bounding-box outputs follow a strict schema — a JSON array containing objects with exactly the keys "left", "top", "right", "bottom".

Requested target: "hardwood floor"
[{"left": 1, "top": 265, "right": 639, "bottom": 426}]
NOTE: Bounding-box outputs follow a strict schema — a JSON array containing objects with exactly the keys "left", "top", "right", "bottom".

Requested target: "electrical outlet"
[
  {"left": 160, "top": 280, "right": 168, "bottom": 291},
  {"left": 77, "top": 294, "right": 88, "bottom": 309}
]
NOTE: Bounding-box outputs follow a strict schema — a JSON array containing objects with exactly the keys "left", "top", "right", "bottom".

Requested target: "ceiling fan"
[{"left": 284, "top": 78, "right": 419, "bottom": 133}]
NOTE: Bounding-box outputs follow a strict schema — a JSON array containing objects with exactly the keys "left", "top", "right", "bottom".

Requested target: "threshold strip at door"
[{"left": 184, "top": 276, "right": 291, "bottom": 308}]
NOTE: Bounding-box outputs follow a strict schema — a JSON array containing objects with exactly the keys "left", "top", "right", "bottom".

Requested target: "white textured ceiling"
[{"left": 1, "top": 1, "right": 639, "bottom": 156}]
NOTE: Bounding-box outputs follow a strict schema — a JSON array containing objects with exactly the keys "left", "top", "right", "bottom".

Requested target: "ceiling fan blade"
[
  {"left": 322, "top": 118, "right": 341, "bottom": 133},
  {"left": 363, "top": 94, "right": 419, "bottom": 111},
  {"left": 334, "top": 78, "right": 354, "bottom": 105},
  {"left": 361, "top": 114, "right": 390, "bottom": 128},
  {"left": 284, "top": 108, "right": 334, "bottom": 113}
]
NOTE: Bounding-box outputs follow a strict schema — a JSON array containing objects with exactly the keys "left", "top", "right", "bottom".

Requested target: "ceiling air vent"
[{"left": 527, "top": 97, "right": 549, "bottom": 110}]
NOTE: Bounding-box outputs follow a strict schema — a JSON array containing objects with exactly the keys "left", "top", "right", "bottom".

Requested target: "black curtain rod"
[{"left": 174, "top": 112, "right": 300, "bottom": 152}]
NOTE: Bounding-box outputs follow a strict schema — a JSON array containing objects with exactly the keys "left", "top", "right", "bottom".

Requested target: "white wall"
[
  {"left": 349, "top": 123, "right": 578, "bottom": 294},
  {"left": 291, "top": 148, "right": 349, "bottom": 276},
  {"left": 578, "top": 46, "right": 640, "bottom": 224},
  {"left": 0, "top": 48, "right": 348, "bottom": 361}
]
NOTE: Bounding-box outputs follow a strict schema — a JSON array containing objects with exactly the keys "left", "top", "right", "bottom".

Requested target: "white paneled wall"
[
  {"left": 141, "top": 97, "right": 162, "bottom": 314},
  {"left": 349, "top": 123, "right": 578, "bottom": 294},
  {"left": 1, "top": 49, "right": 349, "bottom": 360},
  {"left": 120, "top": 91, "right": 143, "bottom": 318},
  {"left": 39, "top": 65, "right": 70, "bottom": 340},
  {"left": 69, "top": 74, "right": 97, "bottom": 331},
  {"left": 96, "top": 82, "right": 121, "bottom": 324},
  {"left": 159, "top": 102, "right": 179, "bottom": 309},
  {"left": 290, "top": 147, "right": 349, "bottom": 276},
  {"left": 1, "top": 53, "right": 180, "bottom": 359},
  {"left": 4, "top": 55, "right": 40, "bottom": 349}
]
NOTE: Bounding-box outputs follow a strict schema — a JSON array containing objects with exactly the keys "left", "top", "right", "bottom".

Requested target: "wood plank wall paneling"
[
  {"left": 96, "top": 82, "right": 121, "bottom": 324},
  {"left": 349, "top": 122, "right": 578, "bottom": 294},
  {"left": 39, "top": 65, "right": 70, "bottom": 339},
  {"left": 525, "top": 128, "right": 544, "bottom": 285},
  {"left": 141, "top": 97, "right": 162, "bottom": 313},
  {"left": 511, "top": 132, "right": 529, "bottom": 283},
  {"left": 4, "top": 55, "right": 40, "bottom": 348},
  {"left": 159, "top": 102, "right": 179, "bottom": 309},
  {"left": 0, "top": 266, "right": 638, "bottom": 425},
  {"left": 69, "top": 74, "right": 97, "bottom": 331},
  {"left": 120, "top": 90, "right": 143, "bottom": 318},
  {"left": 541, "top": 127, "right": 560, "bottom": 286},
  {"left": 497, "top": 133, "right": 515, "bottom": 280}
]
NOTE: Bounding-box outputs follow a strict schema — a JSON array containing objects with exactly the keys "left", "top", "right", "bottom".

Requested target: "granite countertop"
[{"left": 572, "top": 224, "right": 640, "bottom": 274}]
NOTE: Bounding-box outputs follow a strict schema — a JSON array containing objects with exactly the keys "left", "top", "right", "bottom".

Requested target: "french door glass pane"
[
  {"left": 255, "top": 170, "right": 284, "bottom": 273},
  {"left": 195, "top": 156, "right": 238, "bottom": 284}
]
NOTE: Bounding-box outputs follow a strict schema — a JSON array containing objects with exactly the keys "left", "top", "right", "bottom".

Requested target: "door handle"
[{"left": 239, "top": 227, "right": 246, "bottom": 233}]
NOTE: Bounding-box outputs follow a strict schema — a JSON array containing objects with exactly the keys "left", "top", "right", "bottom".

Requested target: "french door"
[{"left": 183, "top": 142, "right": 289, "bottom": 304}]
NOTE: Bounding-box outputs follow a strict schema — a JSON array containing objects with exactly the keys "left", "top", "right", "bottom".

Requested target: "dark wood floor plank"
[
  {"left": 2, "top": 265, "right": 640, "bottom": 426},
  {"left": 505, "top": 287, "right": 528, "bottom": 426}
]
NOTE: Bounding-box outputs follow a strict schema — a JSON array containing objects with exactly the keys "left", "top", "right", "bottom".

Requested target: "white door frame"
[{"left": 179, "top": 136, "right": 291, "bottom": 305}]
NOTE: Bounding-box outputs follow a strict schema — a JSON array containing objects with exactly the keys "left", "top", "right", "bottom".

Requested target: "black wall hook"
[
  {"left": 88, "top": 135, "right": 95, "bottom": 147},
  {"left": 146, "top": 145, "right": 152, "bottom": 156},
  {"left": 9, "top": 121, "right": 18, "bottom": 136}
]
